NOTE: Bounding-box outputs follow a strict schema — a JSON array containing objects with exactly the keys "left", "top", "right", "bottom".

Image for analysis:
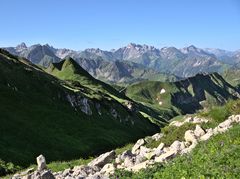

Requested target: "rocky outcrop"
[
  {"left": 184, "top": 130, "right": 197, "bottom": 143},
  {"left": 66, "top": 94, "right": 92, "bottom": 115},
  {"left": 151, "top": 133, "right": 163, "bottom": 141},
  {"left": 170, "top": 116, "right": 208, "bottom": 127},
  {"left": 36, "top": 155, "right": 47, "bottom": 171},
  {"left": 131, "top": 139, "right": 145, "bottom": 154},
  {"left": 194, "top": 125, "right": 206, "bottom": 137},
  {"left": 13, "top": 155, "right": 54, "bottom": 179},
  {"left": 13, "top": 115, "right": 240, "bottom": 179},
  {"left": 88, "top": 150, "right": 116, "bottom": 168}
]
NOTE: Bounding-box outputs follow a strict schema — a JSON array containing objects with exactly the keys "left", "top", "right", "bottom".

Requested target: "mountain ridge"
[
  {"left": 3, "top": 42, "right": 239, "bottom": 82},
  {"left": 0, "top": 49, "right": 159, "bottom": 171}
]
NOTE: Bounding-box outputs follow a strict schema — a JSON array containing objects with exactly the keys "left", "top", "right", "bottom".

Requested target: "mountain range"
[
  {"left": 1, "top": 47, "right": 240, "bottom": 177},
  {"left": 4, "top": 43, "right": 240, "bottom": 83}
]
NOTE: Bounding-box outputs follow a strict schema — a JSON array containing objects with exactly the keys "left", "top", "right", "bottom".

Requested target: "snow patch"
[{"left": 160, "top": 89, "right": 166, "bottom": 94}]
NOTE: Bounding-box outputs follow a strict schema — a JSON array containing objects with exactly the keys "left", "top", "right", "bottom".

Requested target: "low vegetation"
[
  {"left": 146, "top": 123, "right": 196, "bottom": 148},
  {"left": 113, "top": 124, "right": 240, "bottom": 178},
  {"left": 113, "top": 99, "right": 240, "bottom": 178}
]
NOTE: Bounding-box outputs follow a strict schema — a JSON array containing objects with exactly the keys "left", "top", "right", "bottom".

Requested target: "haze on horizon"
[{"left": 0, "top": 0, "right": 240, "bottom": 51}]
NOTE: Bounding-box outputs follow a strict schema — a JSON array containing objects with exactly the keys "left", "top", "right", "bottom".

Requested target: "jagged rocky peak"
[
  {"left": 160, "top": 47, "right": 187, "bottom": 61},
  {"left": 126, "top": 43, "right": 158, "bottom": 51},
  {"left": 85, "top": 48, "right": 104, "bottom": 53},
  {"left": 16, "top": 42, "right": 27, "bottom": 50},
  {"left": 180, "top": 45, "right": 215, "bottom": 58},
  {"left": 181, "top": 45, "right": 202, "bottom": 54},
  {"left": 161, "top": 47, "right": 179, "bottom": 54}
]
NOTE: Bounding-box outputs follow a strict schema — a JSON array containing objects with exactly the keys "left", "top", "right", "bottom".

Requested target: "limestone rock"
[
  {"left": 40, "top": 170, "right": 55, "bottom": 179},
  {"left": 36, "top": 155, "right": 47, "bottom": 171},
  {"left": 86, "top": 172, "right": 108, "bottom": 179},
  {"left": 151, "top": 133, "right": 163, "bottom": 141},
  {"left": 132, "top": 139, "right": 145, "bottom": 154},
  {"left": 218, "top": 119, "right": 232, "bottom": 129},
  {"left": 184, "top": 130, "right": 197, "bottom": 143},
  {"left": 232, "top": 115, "right": 240, "bottom": 123},
  {"left": 100, "top": 163, "right": 115, "bottom": 175},
  {"left": 135, "top": 154, "right": 146, "bottom": 165},
  {"left": 194, "top": 125, "right": 205, "bottom": 138},
  {"left": 181, "top": 141, "right": 198, "bottom": 154},
  {"left": 123, "top": 156, "right": 135, "bottom": 167},
  {"left": 80, "top": 98, "right": 92, "bottom": 115},
  {"left": 120, "top": 150, "right": 134, "bottom": 161},
  {"left": 155, "top": 150, "right": 176, "bottom": 163},
  {"left": 157, "top": 143, "right": 165, "bottom": 151},
  {"left": 151, "top": 143, "right": 165, "bottom": 158},
  {"left": 147, "top": 143, "right": 165, "bottom": 160},
  {"left": 139, "top": 146, "right": 152, "bottom": 157},
  {"left": 88, "top": 150, "right": 116, "bottom": 168},
  {"left": 128, "top": 160, "right": 150, "bottom": 172},
  {"left": 200, "top": 128, "right": 214, "bottom": 141},
  {"left": 170, "top": 140, "right": 185, "bottom": 153},
  {"left": 169, "top": 121, "right": 183, "bottom": 127}
]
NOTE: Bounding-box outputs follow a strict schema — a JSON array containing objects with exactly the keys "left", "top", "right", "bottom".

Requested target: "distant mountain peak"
[
  {"left": 127, "top": 43, "right": 137, "bottom": 47},
  {"left": 188, "top": 45, "right": 197, "bottom": 49},
  {"left": 16, "top": 42, "right": 27, "bottom": 50},
  {"left": 181, "top": 45, "right": 206, "bottom": 54}
]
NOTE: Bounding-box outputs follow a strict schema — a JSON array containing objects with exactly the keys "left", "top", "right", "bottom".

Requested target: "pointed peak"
[
  {"left": 63, "top": 57, "right": 76, "bottom": 66},
  {"left": 44, "top": 43, "right": 51, "bottom": 47},
  {"left": 16, "top": 42, "right": 27, "bottom": 49},
  {"left": 188, "top": 45, "right": 197, "bottom": 49},
  {"left": 127, "top": 43, "right": 138, "bottom": 48}
]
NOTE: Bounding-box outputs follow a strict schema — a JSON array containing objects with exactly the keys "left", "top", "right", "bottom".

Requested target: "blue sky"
[{"left": 0, "top": 0, "right": 239, "bottom": 50}]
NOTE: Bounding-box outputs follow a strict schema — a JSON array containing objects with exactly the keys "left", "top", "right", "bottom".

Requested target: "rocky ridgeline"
[{"left": 13, "top": 115, "right": 240, "bottom": 179}]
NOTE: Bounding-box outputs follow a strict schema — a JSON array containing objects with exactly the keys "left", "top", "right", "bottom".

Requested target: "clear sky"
[{"left": 0, "top": 0, "right": 239, "bottom": 50}]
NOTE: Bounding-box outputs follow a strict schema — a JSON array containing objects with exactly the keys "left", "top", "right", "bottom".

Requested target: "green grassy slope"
[
  {"left": 114, "top": 124, "right": 240, "bottom": 179},
  {"left": 125, "top": 73, "right": 239, "bottom": 117},
  {"left": 45, "top": 58, "right": 169, "bottom": 126},
  {"left": 0, "top": 49, "right": 158, "bottom": 175},
  {"left": 222, "top": 66, "right": 240, "bottom": 88},
  {"left": 113, "top": 99, "right": 240, "bottom": 178},
  {"left": 45, "top": 57, "right": 129, "bottom": 100}
]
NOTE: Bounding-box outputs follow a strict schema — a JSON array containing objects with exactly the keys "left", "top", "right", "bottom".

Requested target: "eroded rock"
[
  {"left": 88, "top": 150, "right": 116, "bottom": 168},
  {"left": 37, "top": 155, "right": 47, "bottom": 171},
  {"left": 194, "top": 125, "right": 205, "bottom": 138},
  {"left": 132, "top": 139, "right": 145, "bottom": 154},
  {"left": 184, "top": 130, "right": 197, "bottom": 143}
]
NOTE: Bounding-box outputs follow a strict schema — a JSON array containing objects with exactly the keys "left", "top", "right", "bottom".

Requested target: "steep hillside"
[
  {"left": 45, "top": 58, "right": 170, "bottom": 126},
  {"left": 0, "top": 49, "right": 158, "bottom": 172},
  {"left": 125, "top": 73, "right": 239, "bottom": 115},
  {"left": 222, "top": 65, "right": 240, "bottom": 87},
  {"left": 45, "top": 57, "right": 130, "bottom": 99}
]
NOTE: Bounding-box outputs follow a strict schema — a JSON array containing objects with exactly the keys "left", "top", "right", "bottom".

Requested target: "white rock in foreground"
[
  {"left": 132, "top": 139, "right": 145, "bottom": 154},
  {"left": 88, "top": 150, "right": 115, "bottom": 168},
  {"left": 194, "top": 125, "right": 205, "bottom": 138},
  {"left": 184, "top": 130, "right": 197, "bottom": 143},
  {"left": 36, "top": 154, "right": 47, "bottom": 171}
]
